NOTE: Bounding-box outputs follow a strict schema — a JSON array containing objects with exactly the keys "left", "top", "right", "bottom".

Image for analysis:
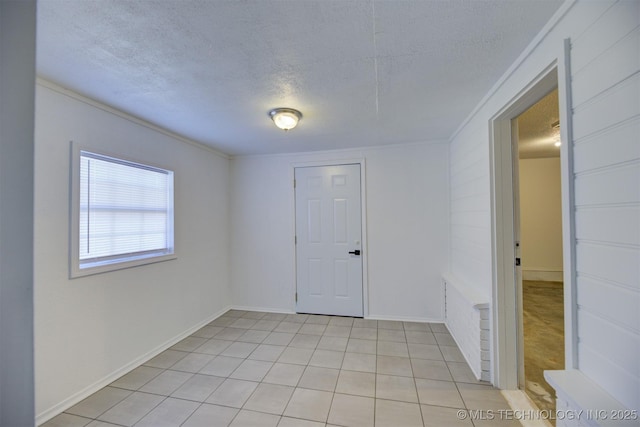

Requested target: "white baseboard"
[
  {"left": 366, "top": 313, "right": 444, "bottom": 323},
  {"left": 36, "top": 305, "right": 232, "bottom": 426},
  {"left": 231, "top": 305, "right": 295, "bottom": 314},
  {"left": 522, "top": 270, "right": 563, "bottom": 282}
]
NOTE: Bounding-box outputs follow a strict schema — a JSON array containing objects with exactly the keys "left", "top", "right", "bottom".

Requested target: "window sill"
[{"left": 70, "top": 253, "right": 177, "bottom": 279}]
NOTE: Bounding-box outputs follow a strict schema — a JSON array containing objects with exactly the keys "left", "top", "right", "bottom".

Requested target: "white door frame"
[
  {"left": 489, "top": 40, "right": 577, "bottom": 389},
  {"left": 290, "top": 158, "right": 369, "bottom": 317}
]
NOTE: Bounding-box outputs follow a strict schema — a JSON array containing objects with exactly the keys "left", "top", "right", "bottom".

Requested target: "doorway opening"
[{"left": 514, "top": 88, "right": 565, "bottom": 414}]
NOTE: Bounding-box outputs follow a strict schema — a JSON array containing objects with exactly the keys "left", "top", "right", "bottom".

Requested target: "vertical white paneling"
[{"left": 448, "top": 0, "right": 639, "bottom": 410}]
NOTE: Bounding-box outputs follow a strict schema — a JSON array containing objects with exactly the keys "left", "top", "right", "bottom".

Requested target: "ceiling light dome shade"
[{"left": 269, "top": 108, "right": 302, "bottom": 131}]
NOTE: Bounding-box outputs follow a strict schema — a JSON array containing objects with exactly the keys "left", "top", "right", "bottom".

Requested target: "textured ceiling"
[
  {"left": 36, "top": 0, "right": 564, "bottom": 156},
  {"left": 518, "top": 88, "right": 561, "bottom": 159}
]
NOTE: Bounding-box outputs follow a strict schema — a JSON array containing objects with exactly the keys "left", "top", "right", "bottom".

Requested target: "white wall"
[
  {"left": 231, "top": 142, "right": 449, "bottom": 321},
  {"left": 518, "top": 157, "right": 563, "bottom": 280},
  {"left": 449, "top": 0, "right": 639, "bottom": 411},
  {"left": 0, "top": 1, "right": 36, "bottom": 425},
  {"left": 34, "top": 83, "right": 232, "bottom": 421}
]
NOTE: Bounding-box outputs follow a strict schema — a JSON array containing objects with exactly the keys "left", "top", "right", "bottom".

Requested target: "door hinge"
[
  {"left": 295, "top": 235, "right": 297, "bottom": 245},
  {"left": 293, "top": 179, "right": 296, "bottom": 188},
  {"left": 295, "top": 292, "right": 298, "bottom": 303}
]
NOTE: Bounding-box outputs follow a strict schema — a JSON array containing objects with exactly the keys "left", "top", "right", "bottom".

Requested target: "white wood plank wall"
[{"left": 569, "top": 0, "right": 639, "bottom": 411}]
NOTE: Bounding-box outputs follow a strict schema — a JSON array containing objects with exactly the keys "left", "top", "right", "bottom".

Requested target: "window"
[{"left": 71, "top": 148, "right": 175, "bottom": 277}]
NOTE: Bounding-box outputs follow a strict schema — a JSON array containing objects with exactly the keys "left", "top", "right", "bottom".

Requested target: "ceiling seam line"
[{"left": 372, "top": 0, "right": 380, "bottom": 117}]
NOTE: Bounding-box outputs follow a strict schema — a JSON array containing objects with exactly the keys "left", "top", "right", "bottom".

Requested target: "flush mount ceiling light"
[
  {"left": 551, "top": 120, "right": 561, "bottom": 147},
  {"left": 269, "top": 108, "right": 302, "bottom": 131}
]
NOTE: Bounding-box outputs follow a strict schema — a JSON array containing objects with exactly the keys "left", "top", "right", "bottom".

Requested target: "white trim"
[
  {"left": 36, "top": 78, "right": 230, "bottom": 160},
  {"left": 230, "top": 306, "right": 295, "bottom": 315},
  {"left": 290, "top": 158, "right": 370, "bottom": 318},
  {"left": 490, "top": 62, "right": 564, "bottom": 389},
  {"left": 35, "top": 305, "right": 232, "bottom": 425},
  {"left": 365, "top": 314, "right": 445, "bottom": 324},
  {"left": 68, "top": 142, "right": 177, "bottom": 278}
]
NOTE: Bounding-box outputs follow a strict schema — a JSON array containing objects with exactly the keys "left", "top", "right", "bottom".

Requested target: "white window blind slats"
[{"left": 78, "top": 151, "right": 174, "bottom": 269}]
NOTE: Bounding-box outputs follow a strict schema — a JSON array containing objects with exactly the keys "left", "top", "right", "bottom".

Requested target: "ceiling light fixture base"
[{"left": 269, "top": 108, "right": 302, "bottom": 131}]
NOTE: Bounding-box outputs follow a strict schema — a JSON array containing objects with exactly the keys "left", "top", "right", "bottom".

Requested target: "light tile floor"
[{"left": 43, "top": 310, "right": 521, "bottom": 427}]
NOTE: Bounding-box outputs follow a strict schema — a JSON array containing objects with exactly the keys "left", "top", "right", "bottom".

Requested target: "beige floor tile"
[
  {"left": 214, "top": 328, "right": 246, "bottom": 341},
  {"left": 448, "top": 361, "right": 485, "bottom": 384},
  {"left": 457, "top": 382, "right": 512, "bottom": 411},
  {"left": 299, "top": 323, "right": 327, "bottom": 335},
  {"left": 263, "top": 332, "right": 295, "bottom": 346},
  {"left": 377, "top": 320, "right": 404, "bottom": 330},
  {"left": 403, "top": 321, "right": 431, "bottom": 332},
  {"left": 97, "top": 392, "right": 164, "bottom": 426},
  {"left": 262, "top": 363, "right": 305, "bottom": 386},
  {"left": 335, "top": 370, "right": 375, "bottom": 397},
  {"left": 252, "top": 319, "right": 280, "bottom": 331},
  {"left": 429, "top": 323, "right": 449, "bottom": 333},
  {"left": 85, "top": 421, "right": 122, "bottom": 427},
  {"left": 283, "top": 314, "right": 309, "bottom": 323},
  {"left": 278, "top": 417, "right": 325, "bottom": 427},
  {"left": 377, "top": 340, "right": 409, "bottom": 357},
  {"left": 135, "top": 397, "right": 199, "bottom": 427},
  {"left": 411, "top": 358, "right": 452, "bottom": 381},
  {"left": 352, "top": 319, "right": 377, "bottom": 328},
  {"left": 41, "top": 413, "right": 92, "bottom": 427},
  {"left": 273, "top": 322, "right": 302, "bottom": 334},
  {"left": 405, "top": 331, "right": 437, "bottom": 345},
  {"left": 229, "top": 410, "right": 281, "bottom": 427},
  {"left": 350, "top": 327, "right": 378, "bottom": 340},
  {"left": 323, "top": 326, "right": 352, "bottom": 337},
  {"left": 440, "top": 345, "right": 466, "bottom": 362},
  {"left": 377, "top": 329, "right": 406, "bottom": 343},
  {"left": 171, "top": 373, "right": 224, "bottom": 402},
  {"left": 376, "top": 355, "right": 413, "bottom": 377},
  {"left": 342, "top": 352, "right": 377, "bottom": 373},
  {"left": 205, "top": 378, "right": 259, "bottom": 408},
  {"left": 376, "top": 374, "right": 418, "bottom": 403},
  {"left": 309, "top": 349, "right": 345, "bottom": 369},
  {"left": 305, "top": 315, "right": 331, "bottom": 325},
  {"left": 327, "top": 393, "right": 374, "bottom": 427},
  {"left": 317, "top": 335, "right": 348, "bottom": 351},
  {"left": 328, "top": 317, "right": 355, "bottom": 327},
  {"left": 237, "top": 329, "right": 270, "bottom": 343},
  {"left": 346, "top": 338, "right": 376, "bottom": 354},
  {"left": 421, "top": 404, "right": 473, "bottom": 427},
  {"left": 243, "top": 383, "right": 295, "bottom": 415},
  {"left": 66, "top": 387, "right": 132, "bottom": 419},
  {"left": 248, "top": 344, "right": 286, "bottom": 362},
  {"left": 171, "top": 336, "right": 209, "bottom": 352},
  {"left": 278, "top": 347, "right": 314, "bottom": 365},
  {"left": 298, "top": 366, "right": 340, "bottom": 392},
  {"left": 139, "top": 370, "right": 193, "bottom": 395},
  {"left": 220, "top": 341, "right": 259, "bottom": 358},
  {"left": 110, "top": 366, "right": 163, "bottom": 390},
  {"left": 434, "top": 332, "right": 456, "bottom": 346},
  {"left": 199, "top": 355, "right": 243, "bottom": 377},
  {"left": 209, "top": 317, "right": 235, "bottom": 327},
  {"left": 230, "top": 318, "right": 258, "bottom": 329},
  {"left": 262, "top": 313, "right": 287, "bottom": 321},
  {"left": 408, "top": 343, "right": 443, "bottom": 360},
  {"left": 242, "top": 311, "right": 266, "bottom": 320},
  {"left": 229, "top": 359, "right": 273, "bottom": 382},
  {"left": 182, "top": 403, "right": 238, "bottom": 427},
  {"left": 415, "top": 378, "right": 465, "bottom": 408},
  {"left": 375, "top": 399, "right": 423, "bottom": 427},
  {"left": 143, "top": 349, "right": 189, "bottom": 369},
  {"left": 288, "top": 333, "right": 321, "bottom": 349},
  {"left": 170, "top": 352, "right": 215, "bottom": 373},
  {"left": 195, "top": 339, "right": 233, "bottom": 355},
  {"left": 283, "top": 388, "right": 333, "bottom": 422},
  {"left": 192, "top": 325, "right": 224, "bottom": 339}
]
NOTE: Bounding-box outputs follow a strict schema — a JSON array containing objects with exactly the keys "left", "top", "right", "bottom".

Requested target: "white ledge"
[{"left": 545, "top": 369, "right": 637, "bottom": 427}]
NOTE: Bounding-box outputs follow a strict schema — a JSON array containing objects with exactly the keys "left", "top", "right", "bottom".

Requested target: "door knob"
[{"left": 348, "top": 250, "right": 361, "bottom": 256}]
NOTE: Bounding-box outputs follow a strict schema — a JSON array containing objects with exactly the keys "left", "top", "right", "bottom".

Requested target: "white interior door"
[{"left": 295, "top": 164, "right": 363, "bottom": 317}]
